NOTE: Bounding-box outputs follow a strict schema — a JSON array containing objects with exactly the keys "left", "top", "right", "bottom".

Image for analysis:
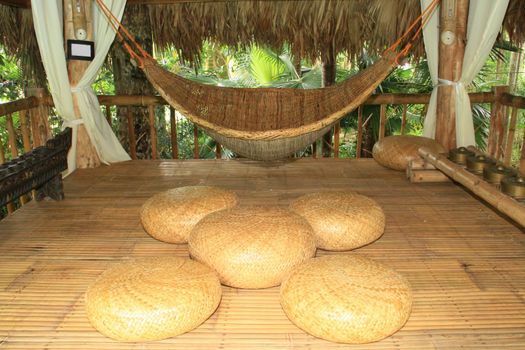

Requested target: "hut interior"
[{"left": 1, "top": 0, "right": 525, "bottom": 349}]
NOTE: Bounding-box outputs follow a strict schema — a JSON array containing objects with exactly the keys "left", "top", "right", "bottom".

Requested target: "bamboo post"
[
  {"left": 6, "top": 114, "right": 19, "bottom": 159},
  {"left": 0, "top": 142, "right": 4, "bottom": 163},
  {"left": 419, "top": 147, "right": 525, "bottom": 228},
  {"left": 105, "top": 105, "right": 112, "bottom": 127},
  {"left": 193, "top": 125, "right": 200, "bottom": 159},
  {"left": 334, "top": 122, "right": 340, "bottom": 158},
  {"left": 356, "top": 106, "right": 363, "bottom": 158},
  {"left": 379, "top": 104, "right": 386, "bottom": 140},
  {"left": 503, "top": 107, "right": 518, "bottom": 166},
  {"left": 215, "top": 143, "right": 222, "bottom": 159},
  {"left": 65, "top": 0, "right": 101, "bottom": 168},
  {"left": 148, "top": 105, "right": 157, "bottom": 159},
  {"left": 26, "top": 88, "right": 51, "bottom": 147},
  {"left": 488, "top": 86, "right": 509, "bottom": 158},
  {"left": 435, "top": 0, "right": 469, "bottom": 151},
  {"left": 126, "top": 108, "right": 137, "bottom": 160},
  {"left": 169, "top": 107, "right": 178, "bottom": 159},
  {"left": 19, "top": 110, "right": 31, "bottom": 152},
  {"left": 312, "top": 141, "right": 317, "bottom": 159},
  {"left": 520, "top": 128, "right": 525, "bottom": 171},
  {"left": 400, "top": 104, "right": 408, "bottom": 135}
]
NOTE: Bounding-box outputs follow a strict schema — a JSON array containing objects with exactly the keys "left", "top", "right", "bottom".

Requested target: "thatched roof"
[{"left": 1, "top": 0, "right": 525, "bottom": 87}]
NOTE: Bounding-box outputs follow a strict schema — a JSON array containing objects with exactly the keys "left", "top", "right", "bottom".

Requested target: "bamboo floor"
[{"left": 1, "top": 158, "right": 524, "bottom": 349}]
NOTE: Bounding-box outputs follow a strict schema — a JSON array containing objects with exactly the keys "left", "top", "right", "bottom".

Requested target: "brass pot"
[
  {"left": 466, "top": 154, "right": 495, "bottom": 174},
  {"left": 449, "top": 147, "right": 475, "bottom": 165},
  {"left": 501, "top": 176, "right": 525, "bottom": 200},
  {"left": 483, "top": 164, "right": 517, "bottom": 185}
]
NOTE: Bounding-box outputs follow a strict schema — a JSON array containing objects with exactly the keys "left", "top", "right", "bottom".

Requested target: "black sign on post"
[{"left": 67, "top": 40, "right": 95, "bottom": 61}]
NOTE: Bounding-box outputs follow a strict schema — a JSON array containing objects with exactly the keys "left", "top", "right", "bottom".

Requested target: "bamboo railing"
[{"left": 2, "top": 87, "right": 524, "bottom": 216}]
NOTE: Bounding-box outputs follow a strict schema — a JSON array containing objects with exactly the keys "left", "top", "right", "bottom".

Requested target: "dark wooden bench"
[{"left": 0, "top": 127, "right": 72, "bottom": 208}]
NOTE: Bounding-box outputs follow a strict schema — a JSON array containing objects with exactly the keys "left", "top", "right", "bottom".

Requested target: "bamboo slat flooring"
[{"left": 1, "top": 158, "right": 525, "bottom": 349}]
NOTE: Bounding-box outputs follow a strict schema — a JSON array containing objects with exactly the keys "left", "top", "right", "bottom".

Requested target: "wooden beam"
[{"left": 0, "top": 0, "right": 30, "bottom": 8}]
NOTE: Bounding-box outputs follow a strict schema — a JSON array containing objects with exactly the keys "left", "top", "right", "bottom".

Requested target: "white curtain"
[
  {"left": 421, "top": 0, "right": 509, "bottom": 147},
  {"left": 32, "top": 0, "right": 130, "bottom": 173}
]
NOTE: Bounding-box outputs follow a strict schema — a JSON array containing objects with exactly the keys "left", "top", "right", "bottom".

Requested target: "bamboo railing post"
[
  {"left": 334, "top": 122, "right": 340, "bottom": 158},
  {"left": 356, "top": 106, "right": 363, "bottom": 158},
  {"left": 419, "top": 147, "right": 525, "bottom": 228},
  {"left": 19, "top": 110, "right": 31, "bottom": 152},
  {"left": 126, "top": 108, "right": 137, "bottom": 160},
  {"left": 400, "top": 104, "right": 408, "bottom": 135},
  {"left": 379, "top": 104, "right": 387, "bottom": 140},
  {"left": 169, "top": 107, "right": 178, "bottom": 159},
  {"left": 312, "top": 141, "right": 317, "bottom": 159},
  {"left": 6, "top": 114, "right": 19, "bottom": 159},
  {"left": 148, "top": 105, "right": 157, "bottom": 160},
  {"left": 215, "top": 143, "right": 222, "bottom": 159},
  {"left": 105, "top": 105, "right": 112, "bottom": 127},
  {"left": 503, "top": 107, "right": 518, "bottom": 166},
  {"left": 488, "top": 86, "right": 509, "bottom": 158},
  {"left": 26, "top": 88, "right": 51, "bottom": 147},
  {"left": 520, "top": 128, "right": 525, "bottom": 171},
  {"left": 193, "top": 125, "right": 200, "bottom": 159}
]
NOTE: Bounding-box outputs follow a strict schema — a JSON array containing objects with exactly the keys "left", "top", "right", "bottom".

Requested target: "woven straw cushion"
[
  {"left": 372, "top": 135, "right": 446, "bottom": 171},
  {"left": 85, "top": 257, "right": 222, "bottom": 342},
  {"left": 140, "top": 186, "right": 238, "bottom": 243},
  {"left": 290, "top": 191, "right": 385, "bottom": 251},
  {"left": 188, "top": 206, "right": 317, "bottom": 289},
  {"left": 280, "top": 255, "right": 412, "bottom": 344}
]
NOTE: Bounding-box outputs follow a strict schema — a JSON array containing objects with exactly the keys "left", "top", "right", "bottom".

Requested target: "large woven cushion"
[
  {"left": 372, "top": 135, "right": 446, "bottom": 171},
  {"left": 140, "top": 186, "right": 238, "bottom": 243},
  {"left": 280, "top": 255, "right": 412, "bottom": 344},
  {"left": 188, "top": 206, "right": 317, "bottom": 289},
  {"left": 85, "top": 257, "right": 222, "bottom": 342},
  {"left": 290, "top": 191, "right": 385, "bottom": 251}
]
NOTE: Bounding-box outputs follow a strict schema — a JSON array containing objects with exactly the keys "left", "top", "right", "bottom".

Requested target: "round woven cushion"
[
  {"left": 290, "top": 191, "right": 385, "bottom": 251},
  {"left": 85, "top": 257, "right": 222, "bottom": 342},
  {"left": 188, "top": 206, "right": 317, "bottom": 289},
  {"left": 372, "top": 135, "right": 446, "bottom": 171},
  {"left": 280, "top": 255, "right": 412, "bottom": 344},
  {"left": 140, "top": 186, "right": 238, "bottom": 243}
]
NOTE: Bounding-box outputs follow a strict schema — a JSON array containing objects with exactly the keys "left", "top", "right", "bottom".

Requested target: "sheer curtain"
[
  {"left": 421, "top": 0, "right": 509, "bottom": 147},
  {"left": 32, "top": 0, "right": 130, "bottom": 173}
]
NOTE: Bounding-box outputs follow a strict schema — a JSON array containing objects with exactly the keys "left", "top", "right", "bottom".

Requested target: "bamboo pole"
[
  {"left": 25, "top": 88, "right": 50, "bottom": 148},
  {"left": 6, "top": 114, "right": 18, "bottom": 159},
  {"left": 520, "top": 128, "right": 525, "bottom": 172},
  {"left": 435, "top": 0, "right": 469, "bottom": 151},
  {"left": 356, "top": 106, "right": 363, "bottom": 158},
  {"left": 334, "top": 122, "right": 340, "bottom": 158},
  {"left": 193, "top": 125, "right": 200, "bottom": 159},
  {"left": 19, "top": 110, "right": 31, "bottom": 152},
  {"left": 169, "top": 107, "right": 178, "bottom": 159},
  {"left": 0, "top": 141, "right": 5, "bottom": 164},
  {"left": 65, "top": 0, "right": 100, "bottom": 168},
  {"left": 379, "top": 104, "right": 386, "bottom": 140},
  {"left": 400, "top": 104, "right": 408, "bottom": 135},
  {"left": 105, "top": 105, "right": 112, "bottom": 127},
  {"left": 126, "top": 108, "right": 137, "bottom": 160},
  {"left": 419, "top": 147, "right": 525, "bottom": 228},
  {"left": 488, "top": 86, "right": 509, "bottom": 158},
  {"left": 215, "top": 143, "right": 222, "bottom": 159},
  {"left": 312, "top": 141, "right": 317, "bottom": 159},
  {"left": 148, "top": 105, "right": 157, "bottom": 160},
  {"left": 503, "top": 107, "right": 518, "bottom": 166}
]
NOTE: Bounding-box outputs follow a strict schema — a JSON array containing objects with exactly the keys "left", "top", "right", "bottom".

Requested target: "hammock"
[
  {"left": 141, "top": 53, "right": 396, "bottom": 160},
  {"left": 95, "top": 0, "right": 438, "bottom": 160}
]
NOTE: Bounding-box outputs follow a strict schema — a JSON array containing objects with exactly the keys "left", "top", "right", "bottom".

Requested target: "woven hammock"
[{"left": 141, "top": 52, "right": 397, "bottom": 160}]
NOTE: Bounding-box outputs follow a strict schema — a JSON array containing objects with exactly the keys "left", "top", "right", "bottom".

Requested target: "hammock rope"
[{"left": 93, "top": 0, "right": 441, "bottom": 160}]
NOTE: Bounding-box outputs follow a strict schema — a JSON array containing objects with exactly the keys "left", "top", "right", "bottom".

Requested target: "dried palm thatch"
[{"left": 144, "top": 0, "right": 423, "bottom": 64}]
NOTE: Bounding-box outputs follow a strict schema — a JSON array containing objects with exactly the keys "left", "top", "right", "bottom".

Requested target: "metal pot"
[
  {"left": 501, "top": 176, "right": 525, "bottom": 200},
  {"left": 466, "top": 154, "right": 495, "bottom": 174},
  {"left": 483, "top": 164, "right": 517, "bottom": 185},
  {"left": 449, "top": 146, "right": 475, "bottom": 165}
]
